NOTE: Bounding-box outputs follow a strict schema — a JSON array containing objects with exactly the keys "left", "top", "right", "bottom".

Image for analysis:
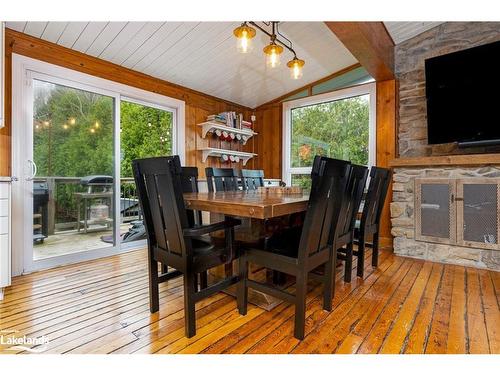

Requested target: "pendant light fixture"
[
  {"left": 233, "top": 22, "right": 256, "bottom": 53},
  {"left": 263, "top": 42, "right": 283, "bottom": 68},
  {"left": 287, "top": 57, "right": 305, "bottom": 79},
  {"left": 233, "top": 21, "right": 305, "bottom": 79}
]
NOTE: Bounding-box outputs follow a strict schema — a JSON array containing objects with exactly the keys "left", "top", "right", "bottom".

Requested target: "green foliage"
[
  {"left": 291, "top": 95, "right": 369, "bottom": 168},
  {"left": 290, "top": 94, "right": 370, "bottom": 189},
  {"left": 120, "top": 101, "right": 172, "bottom": 177},
  {"left": 33, "top": 81, "right": 114, "bottom": 177},
  {"left": 33, "top": 80, "right": 173, "bottom": 223}
]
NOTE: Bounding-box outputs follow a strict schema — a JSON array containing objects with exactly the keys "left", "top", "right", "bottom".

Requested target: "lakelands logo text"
[{"left": 1, "top": 331, "right": 50, "bottom": 353}]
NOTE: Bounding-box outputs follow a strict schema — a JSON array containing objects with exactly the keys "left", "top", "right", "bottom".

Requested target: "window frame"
[{"left": 282, "top": 82, "right": 376, "bottom": 185}]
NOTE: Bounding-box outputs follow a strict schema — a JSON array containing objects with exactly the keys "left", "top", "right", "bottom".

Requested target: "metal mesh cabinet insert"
[
  {"left": 456, "top": 178, "right": 500, "bottom": 250},
  {"left": 415, "top": 178, "right": 456, "bottom": 245}
]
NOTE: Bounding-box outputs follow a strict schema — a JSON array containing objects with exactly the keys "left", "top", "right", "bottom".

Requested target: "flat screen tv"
[{"left": 425, "top": 40, "right": 500, "bottom": 147}]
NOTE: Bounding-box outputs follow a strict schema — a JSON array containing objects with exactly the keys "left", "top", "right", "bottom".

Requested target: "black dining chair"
[
  {"left": 206, "top": 167, "right": 239, "bottom": 192},
  {"left": 354, "top": 166, "right": 392, "bottom": 278},
  {"left": 334, "top": 164, "right": 369, "bottom": 282},
  {"left": 237, "top": 155, "right": 352, "bottom": 340},
  {"left": 179, "top": 166, "right": 209, "bottom": 289},
  {"left": 241, "top": 169, "right": 264, "bottom": 190},
  {"left": 132, "top": 156, "right": 243, "bottom": 337}
]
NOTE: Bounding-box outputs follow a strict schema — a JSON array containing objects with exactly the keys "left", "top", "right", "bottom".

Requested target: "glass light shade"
[
  {"left": 287, "top": 58, "right": 305, "bottom": 79},
  {"left": 233, "top": 24, "right": 256, "bottom": 53},
  {"left": 263, "top": 43, "right": 284, "bottom": 68}
]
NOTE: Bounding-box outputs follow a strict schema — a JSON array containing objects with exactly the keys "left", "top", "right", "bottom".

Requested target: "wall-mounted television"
[{"left": 425, "top": 40, "right": 500, "bottom": 147}]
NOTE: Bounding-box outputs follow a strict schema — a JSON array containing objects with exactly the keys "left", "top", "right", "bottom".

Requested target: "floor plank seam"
[
  {"left": 422, "top": 263, "right": 446, "bottom": 353},
  {"left": 478, "top": 271, "right": 492, "bottom": 354},
  {"left": 464, "top": 268, "right": 470, "bottom": 354}
]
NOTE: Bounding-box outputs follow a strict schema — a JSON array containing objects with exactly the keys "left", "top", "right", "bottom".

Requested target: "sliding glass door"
[
  {"left": 31, "top": 79, "right": 116, "bottom": 261},
  {"left": 12, "top": 55, "right": 183, "bottom": 274}
]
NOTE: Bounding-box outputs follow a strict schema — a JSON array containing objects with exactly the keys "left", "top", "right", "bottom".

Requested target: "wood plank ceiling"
[
  {"left": 6, "top": 22, "right": 443, "bottom": 108},
  {"left": 6, "top": 21, "right": 358, "bottom": 108},
  {"left": 384, "top": 22, "right": 443, "bottom": 44}
]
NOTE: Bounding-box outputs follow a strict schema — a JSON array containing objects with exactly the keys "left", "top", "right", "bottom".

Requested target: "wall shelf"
[
  {"left": 199, "top": 147, "right": 257, "bottom": 166},
  {"left": 197, "top": 121, "right": 257, "bottom": 145}
]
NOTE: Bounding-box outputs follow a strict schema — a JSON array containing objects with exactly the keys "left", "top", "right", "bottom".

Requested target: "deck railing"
[{"left": 34, "top": 176, "right": 140, "bottom": 235}]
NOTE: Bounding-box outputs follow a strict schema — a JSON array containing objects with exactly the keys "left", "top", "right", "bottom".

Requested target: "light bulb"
[
  {"left": 63, "top": 124, "right": 69, "bottom": 130},
  {"left": 287, "top": 58, "right": 305, "bottom": 80},
  {"left": 263, "top": 43, "right": 283, "bottom": 68},
  {"left": 90, "top": 128, "right": 95, "bottom": 134},
  {"left": 69, "top": 118, "right": 76, "bottom": 125},
  {"left": 268, "top": 50, "right": 279, "bottom": 68},
  {"left": 237, "top": 30, "right": 252, "bottom": 53},
  {"left": 95, "top": 121, "right": 100, "bottom": 128},
  {"left": 234, "top": 23, "right": 255, "bottom": 54}
]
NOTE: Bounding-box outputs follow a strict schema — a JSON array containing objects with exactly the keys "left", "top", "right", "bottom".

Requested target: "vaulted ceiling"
[{"left": 6, "top": 21, "right": 443, "bottom": 108}]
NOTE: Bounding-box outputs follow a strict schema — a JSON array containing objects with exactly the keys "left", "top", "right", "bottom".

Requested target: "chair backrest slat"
[
  {"left": 297, "top": 156, "right": 351, "bottom": 261},
  {"left": 362, "top": 166, "right": 392, "bottom": 230},
  {"left": 181, "top": 167, "right": 202, "bottom": 226},
  {"left": 335, "top": 164, "right": 369, "bottom": 240},
  {"left": 241, "top": 169, "right": 264, "bottom": 190},
  {"left": 206, "top": 167, "right": 239, "bottom": 192},
  {"left": 144, "top": 174, "right": 168, "bottom": 250},
  {"left": 133, "top": 156, "right": 190, "bottom": 258}
]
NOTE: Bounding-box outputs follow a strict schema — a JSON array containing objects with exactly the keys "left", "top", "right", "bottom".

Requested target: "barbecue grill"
[
  {"left": 33, "top": 181, "right": 49, "bottom": 242},
  {"left": 80, "top": 175, "right": 113, "bottom": 193},
  {"left": 75, "top": 175, "right": 114, "bottom": 233}
]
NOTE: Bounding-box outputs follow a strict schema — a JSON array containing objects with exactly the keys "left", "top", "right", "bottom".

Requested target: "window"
[{"left": 283, "top": 83, "right": 376, "bottom": 187}]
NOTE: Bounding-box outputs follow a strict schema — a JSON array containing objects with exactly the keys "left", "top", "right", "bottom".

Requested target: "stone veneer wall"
[
  {"left": 391, "top": 166, "right": 500, "bottom": 271},
  {"left": 396, "top": 22, "right": 500, "bottom": 157}
]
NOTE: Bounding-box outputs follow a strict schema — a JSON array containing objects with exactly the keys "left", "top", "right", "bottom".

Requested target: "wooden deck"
[{"left": 0, "top": 248, "right": 498, "bottom": 354}]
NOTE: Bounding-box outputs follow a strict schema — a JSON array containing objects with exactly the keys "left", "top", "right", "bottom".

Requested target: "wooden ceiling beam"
[{"left": 325, "top": 22, "right": 395, "bottom": 81}]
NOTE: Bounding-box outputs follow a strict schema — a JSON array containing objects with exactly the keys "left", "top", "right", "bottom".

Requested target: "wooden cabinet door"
[
  {"left": 456, "top": 178, "right": 500, "bottom": 250},
  {"left": 415, "top": 178, "right": 456, "bottom": 245}
]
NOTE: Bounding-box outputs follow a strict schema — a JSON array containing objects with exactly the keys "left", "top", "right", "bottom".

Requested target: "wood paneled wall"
[
  {"left": 252, "top": 103, "right": 282, "bottom": 179},
  {"left": 0, "top": 29, "right": 254, "bottom": 178}
]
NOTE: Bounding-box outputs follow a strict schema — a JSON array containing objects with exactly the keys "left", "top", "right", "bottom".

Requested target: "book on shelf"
[{"left": 207, "top": 112, "right": 251, "bottom": 129}]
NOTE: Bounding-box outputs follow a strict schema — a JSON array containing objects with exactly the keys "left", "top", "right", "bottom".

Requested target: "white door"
[{"left": 12, "top": 70, "right": 122, "bottom": 273}]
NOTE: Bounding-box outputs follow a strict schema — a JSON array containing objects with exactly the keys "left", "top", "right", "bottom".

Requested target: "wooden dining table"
[
  {"left": 183, "top": 190, "right": 310, "bottom": 220},
  {"left": 183, "top": 190, "right": 311, "bottom": 310}
]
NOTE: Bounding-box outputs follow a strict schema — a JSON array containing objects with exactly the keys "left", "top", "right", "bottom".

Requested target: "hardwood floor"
[{"left": 0, "top": 248, "right": 498, "bottom": 354}]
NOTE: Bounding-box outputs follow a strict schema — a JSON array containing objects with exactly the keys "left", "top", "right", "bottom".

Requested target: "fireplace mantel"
[{"left": 389, "top": 153, "right": 500, "bottom": 168}]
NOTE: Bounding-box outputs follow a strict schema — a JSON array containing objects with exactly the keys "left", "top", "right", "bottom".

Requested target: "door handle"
[{"left": 27, "top": 159, "right": 38, "bottom": 181}]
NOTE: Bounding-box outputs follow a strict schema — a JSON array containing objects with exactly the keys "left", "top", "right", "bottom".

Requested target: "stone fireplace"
[{"left": 390, "top": 22, "right": 500, "bottom": 271}]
